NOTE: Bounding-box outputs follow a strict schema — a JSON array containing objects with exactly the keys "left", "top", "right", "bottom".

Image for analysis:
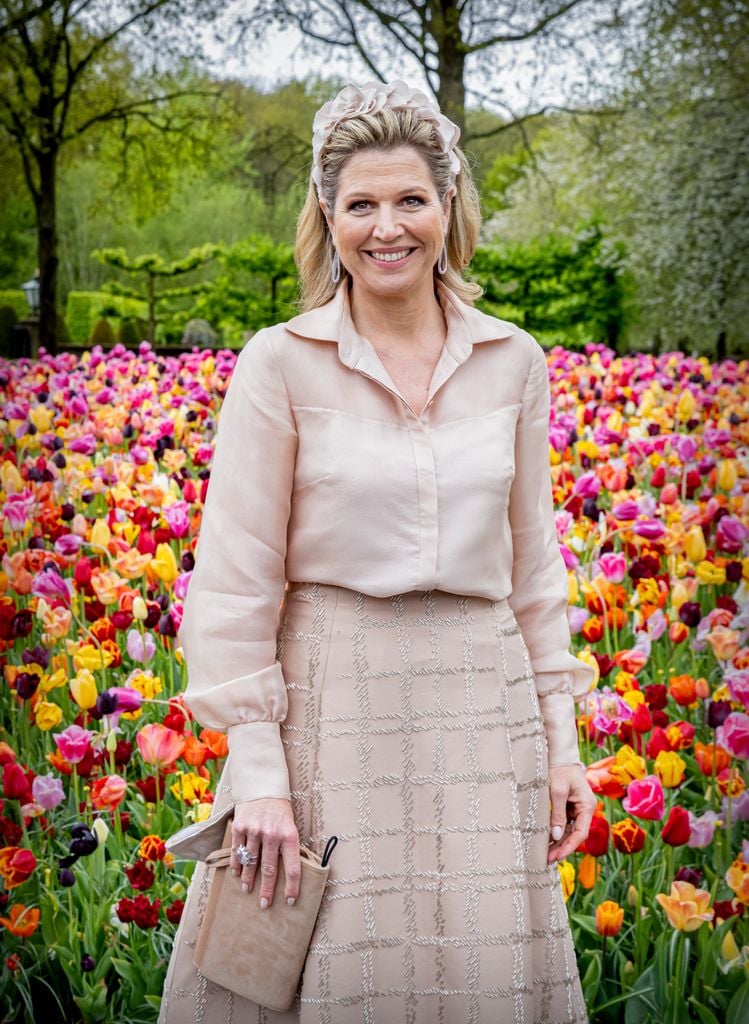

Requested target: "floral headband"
[{"left": 311, "top": 79, "right": 461, "bottom": 195}]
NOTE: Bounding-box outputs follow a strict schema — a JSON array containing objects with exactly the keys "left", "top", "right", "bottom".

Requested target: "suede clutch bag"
[{"left": 166, "top": 806, "right": 338, "bottom": 1011}]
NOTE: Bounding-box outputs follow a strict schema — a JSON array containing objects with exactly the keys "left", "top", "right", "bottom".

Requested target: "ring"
[{"left": 235, "top": 844, "right": 258, "bottom": 867}]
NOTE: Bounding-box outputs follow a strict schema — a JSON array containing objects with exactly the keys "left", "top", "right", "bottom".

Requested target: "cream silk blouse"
[{"left": 178, "top": 279, "right": 597, "bottom": 803}]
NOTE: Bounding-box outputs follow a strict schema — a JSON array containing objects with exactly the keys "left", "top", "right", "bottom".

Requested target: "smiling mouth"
[{"left": 365, "top": 248, "right": 417, "bottom": 264}]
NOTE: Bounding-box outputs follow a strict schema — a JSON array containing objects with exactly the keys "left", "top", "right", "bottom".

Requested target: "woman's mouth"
[{"left": 364, "top": 248, "right": 416, "bottom": 266}]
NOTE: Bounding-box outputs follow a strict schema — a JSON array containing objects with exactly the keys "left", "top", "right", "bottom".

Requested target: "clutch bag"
[{"left": 166, "top": 807, "right": 338, "bottom": 1011}]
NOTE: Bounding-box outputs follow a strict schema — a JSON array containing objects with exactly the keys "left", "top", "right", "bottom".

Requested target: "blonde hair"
[{"left": 294, "top": 106, "right": 483, "bottom": 311}]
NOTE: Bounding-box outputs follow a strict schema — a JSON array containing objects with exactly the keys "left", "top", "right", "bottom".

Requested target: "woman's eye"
[
  {"left": 349, "top": 201, "right": 369, "bottom": 211},
  {"left": 403, "top": 196, "right": 424, "bottom": 206}
]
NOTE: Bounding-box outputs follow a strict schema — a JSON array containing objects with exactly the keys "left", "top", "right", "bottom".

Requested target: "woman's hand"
[
  {"left": 229, "top": 797, "right": 301, "bottom": 908},
  {"left": 547, "top": 765, "right": 597, "bottom": 865}
]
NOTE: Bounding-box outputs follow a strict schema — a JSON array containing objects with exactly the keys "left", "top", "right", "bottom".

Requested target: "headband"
[{"left": 311, "top": 79, "right": 461, "bottom": 195}]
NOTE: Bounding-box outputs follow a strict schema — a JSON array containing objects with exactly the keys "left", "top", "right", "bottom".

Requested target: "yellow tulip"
[
  {"left": 717, "top": 460, "right": 737, "bottom": 491},
  {"left": 34, "top": 700, "right": 63, "bottom": 731},
  {"left": 684, "top": 526, "right": 707, "bottom": 563},
  {"left": 558, "top": 860, "right": 575, "bottom": 902},
  {"left": 38, "top": 668, "right": 68, "bottom": 694},
  {"left": 193, "top": 802, "right": 213, "bottom": 823},
  {"left": 132, "top": 595, "right": 148, "bottom": 620},
  {"left": 73, "top": 643, "right": 114, "bottom": 672},
  {"left": 170, "top": 772, "right": 210, "bottom": 804},
  {"left": 721, "top": 930, "right": 740, "bottom": 960},
  {"left": 655, "top": 881, "right": 714, "bottom": 931},
  {"left": 611, "top": 745, "right": 647, "bottom": 785},
  {"left": 676, "top": 389, "right": 696, "bottom": 422},
  {"left": 29, "top": 405, "right": 54, "bottom": 432},
  {"left": 129, "top": 671, "right": 163, "bottom": 701},
  {"left": 1, "top": 460, "right": 24, "bottom": 494},
  {"left": 695, "top": 561, "right": 726, "bottom": 585},
  {"left": 90, "top": 518, "right": 112, "bottom": 549},
  {"left": 654, "top": 750, "right": 687, "bottom": 788},
  {"left": 70, "top": 669, "right": 98, "bottom": 710},
  {"left": 150, "top": 542, "right": 178, "bottom": 584}
]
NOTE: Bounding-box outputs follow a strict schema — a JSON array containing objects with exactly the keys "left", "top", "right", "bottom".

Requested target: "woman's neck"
[{"left": 348, "top": 277, "right": 445, "bottom": 347}]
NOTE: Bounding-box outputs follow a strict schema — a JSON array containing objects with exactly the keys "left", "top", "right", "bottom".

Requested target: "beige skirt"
[{"left": 158, "top": 582, "right": 588, "bottom": 1024}]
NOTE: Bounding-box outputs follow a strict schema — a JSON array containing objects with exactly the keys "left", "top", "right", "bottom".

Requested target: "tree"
[
  {"left": 230, "top": 0, "right": 635, "bottom": 138},
  {"left": 0, "top": 0, "right": 221, "bottom": 353}
]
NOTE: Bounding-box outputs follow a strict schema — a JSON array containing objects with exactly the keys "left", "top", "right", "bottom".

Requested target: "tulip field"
[{"left": 0, "top": 337, "right": 747, "bottom": 1023}]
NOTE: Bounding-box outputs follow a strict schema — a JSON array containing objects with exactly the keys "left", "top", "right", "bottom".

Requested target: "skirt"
[{"left": 159, "top": 582, "right": 589, "bottom": 1024}]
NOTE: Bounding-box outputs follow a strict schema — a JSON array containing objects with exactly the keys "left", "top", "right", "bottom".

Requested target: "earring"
[
  {"left": 331, "top": 247, "right": 340, "bottom": 284},
  {"left": 437, "top": 242, "right": 447, "bottom": 275}
]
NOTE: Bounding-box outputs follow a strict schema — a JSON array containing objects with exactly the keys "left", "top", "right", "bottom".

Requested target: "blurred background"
[{"left": 0, "top": 0, "right": 746, "bottom": 358}]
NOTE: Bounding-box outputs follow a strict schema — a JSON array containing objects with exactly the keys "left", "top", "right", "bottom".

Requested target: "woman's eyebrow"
[{"left": 341, "top": 186, "right": 430, "bottom": 200}]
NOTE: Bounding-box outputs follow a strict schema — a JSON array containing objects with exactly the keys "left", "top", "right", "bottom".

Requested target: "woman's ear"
[
  {"left": 319, "top": 199, "right": 334, "bottom": 237},
  {"left": 442, "top": 185, "right": 456, "bottom": 228}
]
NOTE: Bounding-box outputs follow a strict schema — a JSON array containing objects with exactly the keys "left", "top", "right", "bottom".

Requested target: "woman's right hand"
[{"left": 229, "top": 797, "right": 301, "bottom": 909}]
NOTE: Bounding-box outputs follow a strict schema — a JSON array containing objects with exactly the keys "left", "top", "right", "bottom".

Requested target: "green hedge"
[
  {"left": 0, "top": 290, "right": 28, "bottom": 321},
  {"left": 66, "top": 291, "right": 149, "bottom": 344}
]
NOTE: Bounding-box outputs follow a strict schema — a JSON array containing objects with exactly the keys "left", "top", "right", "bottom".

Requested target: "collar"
[{"left": 284, "top": 278, "right": 517, "bottom": 371}]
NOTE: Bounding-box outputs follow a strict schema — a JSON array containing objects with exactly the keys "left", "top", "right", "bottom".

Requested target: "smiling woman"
[{"left": 159, "top": 79, "right": 596, "bottom": 1024}]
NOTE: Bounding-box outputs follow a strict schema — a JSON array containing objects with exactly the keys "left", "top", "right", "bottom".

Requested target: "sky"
[{"left": 195, "top": 3, "right": 629, "bottom": 118}]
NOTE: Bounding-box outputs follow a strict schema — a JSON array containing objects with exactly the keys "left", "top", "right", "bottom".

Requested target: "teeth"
[{"left": 369, "top": 249, "right": 411, "bottom": 262}]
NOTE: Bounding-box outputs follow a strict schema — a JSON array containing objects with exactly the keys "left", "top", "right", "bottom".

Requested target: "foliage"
[
  {"left": 89, "top": 318, "right": 116, "bottom": 347},
  {"left": 0, "top": 292, "right": 27, "bottom": 322},
  {"left": 472, "top": 221, "right": 632, "bottom": 350},
  {"left": 66, "top": 293, "right": 149, "bottom": 345},
  {"left": 117, "top": 320, "right": 141, "bottom": 348}
]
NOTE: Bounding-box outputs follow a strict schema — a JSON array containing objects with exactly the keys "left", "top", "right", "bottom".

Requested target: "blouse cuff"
[
  {"left": 226, "top": 722, "right": 291, "bottom": 803},
  {"left": 537, "top": 691, "right": 582, "bottom": 766}
]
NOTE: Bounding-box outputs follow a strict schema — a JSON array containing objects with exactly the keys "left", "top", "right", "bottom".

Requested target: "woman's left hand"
[{"left": 547, "top": 765, "right": 597, "bottom": 865}]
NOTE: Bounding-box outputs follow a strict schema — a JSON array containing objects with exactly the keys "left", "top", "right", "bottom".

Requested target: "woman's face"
[{"left": 320, "top": 145, "right": 455, "bottom": 297}]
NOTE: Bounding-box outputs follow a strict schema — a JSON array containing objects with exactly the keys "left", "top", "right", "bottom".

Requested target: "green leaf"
[
  {"left": 687, "top": 995, "right": 722, "bottom": 1024},
  {"left": 625, "top": 965, "right": 659, "bottom": 1024},
  {"left": 727, "top": 980, "right": 749, "bottom": 1024}
]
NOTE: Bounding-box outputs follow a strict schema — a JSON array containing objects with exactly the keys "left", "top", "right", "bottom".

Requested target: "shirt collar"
[{"left": 284, "top": 278, "right": 517, "bottom": 371}]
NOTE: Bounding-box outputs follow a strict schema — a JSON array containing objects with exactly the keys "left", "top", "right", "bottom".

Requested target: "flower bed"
[{"left": 0, "top": 339, "right": 747, "bottom": 1022}]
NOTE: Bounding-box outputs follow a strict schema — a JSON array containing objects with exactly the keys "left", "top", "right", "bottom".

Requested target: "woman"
[{"left": 159, "top": 79, "right": 598, "bottom": 1024}]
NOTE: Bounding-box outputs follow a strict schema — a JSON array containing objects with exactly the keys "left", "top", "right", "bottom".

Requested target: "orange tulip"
[
  {"left": 182, "top": 736, "right": 209, "bottom": 767},
  {"left": 694, "top": 742, "right": 731, "bottom": 776},
  {"left": 90, "top": 774, "right": 127, "bottom": 810},
  {"left": 0, "top": 904, "right": 40, "bottom": 937},
  {"left": 199, "top": 729, "right": 229, "bottom": 760},
  {"left": 668, "top": 622, "right": 689, "bottom": 644},
  {"left": 669, "top": 675, "right": 698, "bottom": 707},
  {"left": 136, "top": 723, "right": 185, "bottom": 769},
  {"left": 596, "top": 900, "right": 624, "bottom": 937},
  {"left": 655, "top": 880, "right": 713, "bottom": 931},
  {"left": 578, "top": 853, "right": 602, "bottom": 889}
]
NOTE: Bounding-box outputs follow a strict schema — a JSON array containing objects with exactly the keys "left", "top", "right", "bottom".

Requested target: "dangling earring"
[
  {"left": 331, "top": 246, "right": 341, "bottom": 284},
  {"left": 437, "top": 242, "right": 448, "bottom": 275}
]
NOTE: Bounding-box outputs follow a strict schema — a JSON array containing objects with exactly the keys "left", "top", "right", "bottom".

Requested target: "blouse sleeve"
[
  {"left": 506, "top": 336, "right": 597, "bottom": 767},
  {"left": 177, "top": 328, "right": 297, "bottom": 803}
]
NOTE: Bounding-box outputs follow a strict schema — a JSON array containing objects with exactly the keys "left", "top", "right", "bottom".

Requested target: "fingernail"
[
  {"left": 552, "top": 825, "right": 563, "bottom": 841},
  {"left": 241, "top": 883, "right": 248, "bottom": 894},
  {"left": 287, "top": 897, "right": 296, "bottom": 906},
  {"left": 260, "top": 897, "right": 269, "bottom": 910}
]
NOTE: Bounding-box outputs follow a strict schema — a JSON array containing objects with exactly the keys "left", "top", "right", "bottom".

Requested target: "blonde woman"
[{"left": 159, "top": 80, "right": 597, "bottom": 1024}]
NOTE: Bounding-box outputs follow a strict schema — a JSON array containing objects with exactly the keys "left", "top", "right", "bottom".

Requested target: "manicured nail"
[
  {"left": 241, "top": 882, "right": 248, "bottom": 894},
  {"left": 287, "top": 897, "right": 296, "bottom": 906},
  {"left": 551, "top": 825, "right": 563, "bottom": 841},
  {"left": 260, "top": 897, "right": 269, "bottom": 909}
]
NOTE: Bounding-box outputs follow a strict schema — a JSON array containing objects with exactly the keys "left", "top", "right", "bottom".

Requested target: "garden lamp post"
[{"left": 13, "top": 272, "right": 41, "bottom": 358}]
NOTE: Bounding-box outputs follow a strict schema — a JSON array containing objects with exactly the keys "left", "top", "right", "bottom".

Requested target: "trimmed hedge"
[{"left": 66, "top": 291, "right": 149, "bottom": 344}]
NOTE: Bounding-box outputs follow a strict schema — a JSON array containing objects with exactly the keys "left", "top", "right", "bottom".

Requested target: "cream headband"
[{"left": 311, "top": 79, "right": 461, "bottom": 195}]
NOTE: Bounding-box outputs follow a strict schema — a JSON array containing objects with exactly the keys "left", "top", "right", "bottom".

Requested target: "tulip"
[
  {"left": 662, "top": 806, "right": 691, "bottom": 846},
  {"left": 34, "top": 700, "right": 63, "bottom": 731},
  {"left": 654, "top": 751, "right": 687, "bottom": 788},
  {"left": 611, "top": 818, "right": 646, "bottom": 854},
  {"left": 31, "top": 773, "right": 65, "bottom": 810},
  {"left": 70, "top": 669, "right": 98, "bottom": 710},
  {"left": 137, "top": 723, "right": 185, "bottom": 769},
  {"left": 52, "top": 724, "right": 92, "bottom": 764},
  {"left": 90, "top": 774, "right": 127, "bottom": 810},
  {"left": 683, "top": 525, "right": 706, "bottom": 563},
  {"left": 716, "top": 712, "right": 749, "bottom": 759},
  {"left": 655, "top": 880, "right": 713, "bottom": 931},
  {"left": 622, "top": 775, "right": 665, "bottom": 820},
  {"left": 596, "top": 900, "right": 624, "bottom": 937},
  {"left": 150, "top": 542, "right": 179, "bottom": 584},
  {"left": 717, "top": 459, "right": 737, "bottom": 491},
  {"left": 0, "top": 904, "right": 41, "bottom": 937}
]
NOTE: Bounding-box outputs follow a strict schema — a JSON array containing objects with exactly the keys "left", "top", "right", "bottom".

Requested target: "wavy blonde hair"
[{"left": 294, "top": 106, "right": 483, "bottom": 311}]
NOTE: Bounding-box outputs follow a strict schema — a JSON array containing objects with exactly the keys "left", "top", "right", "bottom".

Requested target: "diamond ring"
[{"left": 235, "top": 844, "right": 259, "bottom": 867}]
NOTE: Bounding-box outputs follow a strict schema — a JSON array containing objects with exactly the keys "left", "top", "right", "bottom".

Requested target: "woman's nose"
[{"left": 372, "top": 205, "right": 402, "bottom": 239}]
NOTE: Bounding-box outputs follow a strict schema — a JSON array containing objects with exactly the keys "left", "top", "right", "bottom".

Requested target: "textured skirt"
[{"left": 159, "top": 582, "right": 588, "bottom": 1024}]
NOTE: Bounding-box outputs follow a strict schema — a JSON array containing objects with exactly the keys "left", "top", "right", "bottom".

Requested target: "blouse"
[{"left": 177, "top": 278, "right": 597, "bottom": 804}]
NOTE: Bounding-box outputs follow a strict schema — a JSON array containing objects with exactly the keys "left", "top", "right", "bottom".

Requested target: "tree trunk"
[
  {"left": 36, "top": 146, "right": 58, "bottom": 356},
  {"left": 435, "top": 4, "right": 466, "bottom": 138},
  {"left": 716, "top": 328, "right": 727, "bottom": 362}
]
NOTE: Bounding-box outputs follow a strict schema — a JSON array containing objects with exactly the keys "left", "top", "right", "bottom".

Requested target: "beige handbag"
[{"left": 166, "top": 805, "right": 338, "bottom": 1011}]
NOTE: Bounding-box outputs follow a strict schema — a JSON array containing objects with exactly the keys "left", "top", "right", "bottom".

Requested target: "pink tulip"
[
  {"left": 716, "top": 516, "right": 749, "bottom": 554},
  {"left": 716, "top": 712, "right": 749, "bottom": 760},
  {"left": 31, "top": 773, "right": 65, "bottom": 810},
  {"left": 598, "top": 552, "right": 627, "bottom": 583},
  {"left": 137, "top": 723, "right": 185, "bottom": 768},
  {"left": 622, "top": 775, "right": 665, "bottom": 820},
  {"left": 52, "top": 724, "right": 92, "bottom": 764},
  {"left": 2, "top": 492, "right": 36, "bottom": 531},
  {"left": 727, "top": 671, "right": 749, "bottom": 711}
]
